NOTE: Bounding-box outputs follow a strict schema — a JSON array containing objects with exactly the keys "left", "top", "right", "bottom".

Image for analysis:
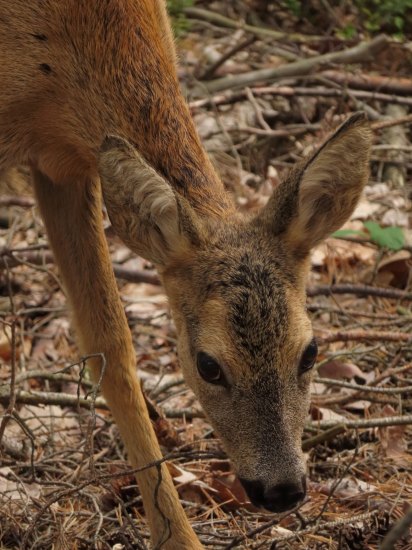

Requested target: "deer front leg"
[{"left": 32, "top": 169, "right": 202, "bottom": 550}]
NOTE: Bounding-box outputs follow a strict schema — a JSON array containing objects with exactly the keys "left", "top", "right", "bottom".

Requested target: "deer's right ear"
[
  {"left": 98, "top": 137, "right": 202, "bottom": 266},
  {"left": 256, "top": 113, "right": 372, "bottom": 259}
]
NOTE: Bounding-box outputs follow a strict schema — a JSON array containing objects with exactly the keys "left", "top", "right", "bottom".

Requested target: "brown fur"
[{"left": 0, "top": 1, "right": 372, "bottom": 547}]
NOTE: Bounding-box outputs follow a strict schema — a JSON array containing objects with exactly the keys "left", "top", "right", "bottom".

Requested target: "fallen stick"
[
  {"left": 302, "top": 424, "right": 346, "bottom": 451},
  {"left": 0, "top": 386, "right": 108, "bottom": 410},
  {"left": 371, "top": 113, "right": 412, "bottom": 131},
  {"left": 189, "top": 85, "right": 412, "bottom": 111},
  {"left": 183, "top": 7, "right": 323, "bottom": 43},
  {"left": 381, "top": 104, "right": 409, "bottom": 189},
  {"left": 321, "top": 69, "right": 412, "bottom": 96},
  {"left": 0, "top": 384, "right": 202, "bottom": 421},
  {"left": 203, "top": 35, "right": 389, "bottom": 93},
  {"left": 5, "top": 249, "right": 412, "bottom": 301},
  {"left": 315, "top": 377, "right": 412, "bottom": 394},
  {"left": 310, "top": 415, "right": 412, "bottom": 430},
  {"left": 0, "top": 248, "right": 161, "bottom": 286},
  {"left": 307, "top": 283, "right": 412, "bottom": 301},
  {"left": 317, "top": 329, "right": 411, "bottom": 345},
  {"left": 226, "top": 510, "right": 379, "bottom": 549},
  {"left": 0, "top": 195, "right": 35, "bottom": 207},
  {"left": 199, "top": 35, "right": 257, "bottom": 81}
]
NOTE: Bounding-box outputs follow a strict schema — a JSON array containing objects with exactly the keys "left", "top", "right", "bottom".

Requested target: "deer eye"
[
  {"left": 299, "top": 338, "right": 318, "bottom": 374},
  {"left": 197, "top": 352, "right": 225, "bottom": 385}
]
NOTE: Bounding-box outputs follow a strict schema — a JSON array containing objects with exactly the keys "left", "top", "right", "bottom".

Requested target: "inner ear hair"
[{"left": 99, "top": 135, "right": 205, "bottom": 265}]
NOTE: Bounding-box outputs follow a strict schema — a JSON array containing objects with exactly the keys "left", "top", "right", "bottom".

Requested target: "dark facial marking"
[
  {"left": 31, "top": 33, "right": 48, "bottom": 41},
  {"left": 39, "top": 63, "right": 52, "bottom": 75},
  {"left": 227, "top": 255, "right": 288, "bottom": 365}
]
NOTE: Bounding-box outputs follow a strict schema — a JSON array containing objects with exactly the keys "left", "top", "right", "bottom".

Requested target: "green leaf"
[
  {"left": 394, "top": 15, "right": 404, "bottom": 30},
  {"left": 337, "top": 23, "right": 357, "bottom": 39},
  {"left": 363, "top": 221, "right": 405, "bottom": 251},
  {"left": 331, "top": 229, "right": 365, "bottom": 238}
]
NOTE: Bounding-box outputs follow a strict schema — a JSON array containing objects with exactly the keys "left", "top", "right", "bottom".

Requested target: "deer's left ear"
[
  {"left": 98, "top": 136, "right": 202, "bottom": 266},
  {"left": 256, "top": 113, "right": 372, "bottom": 258}
]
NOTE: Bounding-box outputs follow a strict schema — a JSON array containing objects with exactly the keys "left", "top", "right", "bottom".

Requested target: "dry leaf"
[
  {"left": 0, "top": 467, "right": 41, "bottom": 500},
  {"left": 377, "top": 250, "right": 412, "bottom": 288},
  {"left": 0, "top": 325, "right": 12, "bottom": 361},
  {"left": 378, "top": 405, "right": 408, "bottom": 460},
  {"left": 318, "top": 360, "right": 366, "bottom": 382},
  {"left": 210, "top": 473, "right": 257, "bottom": 511},
  {"left": 312, "top": 238, "right": 375, "bottom": 269},
  {"left": 352, "top": 199, "right": 381, "bottom": 220},
  {"left": 270, "top": 526, "right": 294, "bottom": 538},
  {"left": 167, "top": 463, "right": 212, "bottom": 490},
  {"left": 312, "top": 476, "right": 376, "bottom": 499}
]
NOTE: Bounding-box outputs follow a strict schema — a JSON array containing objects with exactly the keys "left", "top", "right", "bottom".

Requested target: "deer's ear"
[
  {"left": 98, "top": 136, "right": 202, "bottom": 266},
  {"left": 256, "top": 113, "right": 372, "bottom": 258}
]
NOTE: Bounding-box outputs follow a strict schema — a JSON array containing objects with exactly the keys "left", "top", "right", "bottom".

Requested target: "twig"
[
  {"left": 245, "top": 87, "right": 272, "bottom": 131},
  {"left": 302, "top": 424, "right": 346, "bottom": 451},
  {"left": 315, "top": 377, "right": 412, "bottom": 394},
  {"left": 0, "top": 195, "right": 35, "bottom": 207},
  {"left": 21, "top": 449, "right": 219, "bottom": 547},
  {"left": 0, "top": 387, "right": 108, "bottom": 411},
  {"left": 113, "top": 265, "right": 160, "bottom": 285},
  {"left": 307, "top": 284, "right": 412, "bottom": 301},
  {"left": 317, "top": 329, "right": 411, "bottom": 345},
  {"left": 199, "top": 35, "right": 256, "bottom": 80},
  {"left": 372, "top": 113, "right": 412, "bottom": 131},
  {"left": 312, "top": 431, "right": 360, "bottom": 524},
  {"left": 320, "top": 69, "right": 412, "bottom": 96},
  {"left": 203, "top": 35, "right": 389, "bottom": 93},
  {"left": 381, "top": 104, "right": 409, "bottom": 189},
  {"left": 14, "top": 369, "right": 94, "bottom": 386},
  {"left": 318, "top": 362, "right": 412, "bottom": 408},
  {"left": 8, "top": 250, "right": 412, "bottom": 297},
  {"left": 373, "top": 144, "right": 412, "bottom": 152},
  {"left": 230, "top": 125, "right": 308, "bottom": 137},
  {"left": 268, "top": 510, "right": 379, "bottom": 545},
  {"left": 224, "top": 511, "right": 293, "bottom": 549},
  {"left": 0, "top": 248, "right": 161, "bottom": 285},
  {"left": 380, "top": 506, "right": 412, "bottom": 550},
  {"left": 310, "top": 415, "right": 412, "bottom": 430},
  {"left": 0, "top": 383, "right": 203, "bottom": 420},
  {"left": 189, "top": 85, "right": 412, "bottom": 111},
  {"left": 183, "top": 7, "right": 323, "bottom": 43}
]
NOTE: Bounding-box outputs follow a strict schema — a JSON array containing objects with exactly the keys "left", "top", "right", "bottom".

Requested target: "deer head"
[{"left": 99, "top": 113, "right": 371, "bottom": 512}]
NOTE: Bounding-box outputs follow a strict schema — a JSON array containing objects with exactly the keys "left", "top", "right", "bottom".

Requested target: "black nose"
[{"left": 240, "top": 476, "right": 306, "bottom": 513}]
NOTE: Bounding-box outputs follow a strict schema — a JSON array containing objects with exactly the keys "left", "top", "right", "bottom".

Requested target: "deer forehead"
[{"left": 171, "top": 246, "right": 312, "bottom": 379}]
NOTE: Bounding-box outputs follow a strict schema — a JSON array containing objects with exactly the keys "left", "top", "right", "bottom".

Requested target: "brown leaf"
[
  {"left": 153, "top": 417, "right": 182, "bottom": 450},
  {"left": 0, "top": 467, "right": 41, "bottom": 500},
  {"left": 318, "top": 360, "right": 366, "bottom": 382},
  {"left": 378, "top": 405, "right": 408, "bottom": 460},
  {"left": 210, "top": 473, "right": 258, "bottom": 512},
  {"left": 377, "top": 250, "right": 412, "bottom": 289},
  {"left": 311, "top": 476, "right": 376, "bottom": 499},
  {"left": 0, "top": 325, "right": 12, "bottom": 361},
  {"left": 312, "top": 237, "right": 376, "bottom": 269}
]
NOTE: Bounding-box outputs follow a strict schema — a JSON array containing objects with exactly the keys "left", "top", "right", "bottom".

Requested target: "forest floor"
[{"left": 1, "top": 1, "right": 412, "bottom": 548}]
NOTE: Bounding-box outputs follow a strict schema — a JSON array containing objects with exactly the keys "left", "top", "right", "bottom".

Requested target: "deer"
[{"left": 0, "top": 0, "right": 372, "bottom": 548}]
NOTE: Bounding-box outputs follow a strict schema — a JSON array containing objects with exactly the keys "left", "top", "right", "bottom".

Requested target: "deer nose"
[{"left": 240, "top": 476, "right": 306, "bottom": 512}]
